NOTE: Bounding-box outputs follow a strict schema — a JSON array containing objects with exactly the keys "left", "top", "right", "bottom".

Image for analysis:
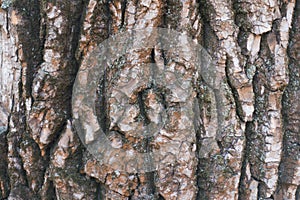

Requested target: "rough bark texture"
[{"left": 0, "top": 0, "right": 299, "bottom": 199}]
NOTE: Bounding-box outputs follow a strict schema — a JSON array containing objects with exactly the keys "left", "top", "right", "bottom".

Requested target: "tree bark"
[{"left": 0, "top": 0, "right": 299, "bottom": 199}]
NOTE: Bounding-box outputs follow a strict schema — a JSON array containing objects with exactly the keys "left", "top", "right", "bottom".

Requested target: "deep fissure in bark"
[{"left": 0, "top": 0, "right": 299, "bottom": 199}]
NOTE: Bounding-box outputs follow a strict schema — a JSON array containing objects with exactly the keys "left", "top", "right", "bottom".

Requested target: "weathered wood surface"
[{"left": 0, "top": 0, "right": 299, "bottom": 199}]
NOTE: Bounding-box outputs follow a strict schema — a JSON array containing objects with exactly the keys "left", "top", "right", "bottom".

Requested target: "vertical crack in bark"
[
  {"left": 1, "top": 0, "right": 299, "bottom": 199},
  {"left": 10, "top": 0, "right": 62, "bottom": 198},
  {"left": 135, "top": 48, "right": 157, "bottom": 199},
  {"left": 7, "top": 0, "right": 94, "bottom": 198},
  {"left": 96, "top": 182, "right": 102, "bottom": 200},
  {"left": 196, "top": 0, "right": 248, "bottom": 199},
  {"left": 237, "top": 121, "right": 254, "bottom": 200},
  {"left": 275, "top": 0, "right": 300, "bottom": 199},
  {"left": 7, "top": 107, "right": 34, "bottom": 198},
  {"left": 195, "top": 79, "right": 211, "bottom": 200},
  {"left": 15, "top": 0, "right": 43, "bottom": 99},
  {"left": 46, "top": 0, "right": 100, "bottom": 198},
  {"left": 230, "top": 0, "right": 295, "bottom": 198},
  {"left": 137, "top": 90, "right": 151, "bottom": 126},
  {"left": 196, "top": 1, "right": 217, "bottom": 198},
  {"left": 5, "top": 9, "right": 9, "bottom": 36},
  {"left": 225, "top": 55, "right": 245, "bottom": 123},
  {"left": 0, "top": 120, "right": 9, "bottom": 199},
  {"left": 83, "top": 0, "right": 165, "bottom": 198},
  {"left": 247, "top": 27, "right": 290, "bottom": 199},
  {"left": 120, "top": 0, "right": 127, "bottom": 29},
  {"left": 0, "top": 3, "right": 38, "bottom": 198},
  {"left": 97, "top": 74, "right": 109, "bottom": 135},
  {"left": 27, "top": 0, "right": 87, "bottom": 154}
]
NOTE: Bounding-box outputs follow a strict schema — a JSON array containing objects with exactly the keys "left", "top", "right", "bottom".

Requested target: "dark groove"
[
  {"left": 14, "top": 0, "right": 43, "bottom": 100},
  {"left": 7, "top": 109, "right": 31, "bottom": 194},
  {"left": 98, "top": 76, "right": 109, "bottom": 134},
  {"left": 296, "top": 185, "right": 300, "bottom": 200},
  {"left": 137, "top": 90, "right": 151, "bottom": 126},
  {"left": 276, "top": 0, "right": 300, "bottom": 198},
  {"left": 5, "top": 10, "right": 9, "bottom": 36},
  {"left": 225, "top": 55, "right": 245, "bottom": 123},
  {"left": 48, "top": 180, "right": 57, "bottom": 200},
  {"left": 238, "top": 121, "right": 252, "bottom": 200},
  {"left": 155, "top": 50, "right": 168, "bottom": 110},
  {"left": 120, "top": 0, "right": 127, "bottom": 28},
  {"left": 0, "top": 126, "right": 9, "bottom": 199},
  {"left": 135, "top": 47, "right": 157, "bottom": 199},
  {"left": 94, "top": 0, "right": 113, "bottom": 136},
  {"left": 107, "top": 0, "right": 114, "bottom": 35},
  {"left": 195, "top": 0, "right": 218, "bottom": 198},
  {"left": 195, "top": 81, "right": 207, "bottom": 200},
  {"left": 96, "top": 182, "right": 104, "bottom": 200},
  {"left": 158, "top": 193, "right": 165, "bottom": 200}
]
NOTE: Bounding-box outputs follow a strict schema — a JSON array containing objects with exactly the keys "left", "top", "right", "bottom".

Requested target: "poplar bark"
[{"left": 0, "top": 0, "right": 299, "bottom": 199}]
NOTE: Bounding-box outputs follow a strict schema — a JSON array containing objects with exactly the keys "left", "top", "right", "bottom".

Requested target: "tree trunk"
[{"left": 0, "top": 0, "right": 299, "bottom": 199}]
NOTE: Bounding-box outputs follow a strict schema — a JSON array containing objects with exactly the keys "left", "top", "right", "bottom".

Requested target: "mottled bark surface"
[{"left": 0, "top": 0, "right": 299, "bottom": 199}]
